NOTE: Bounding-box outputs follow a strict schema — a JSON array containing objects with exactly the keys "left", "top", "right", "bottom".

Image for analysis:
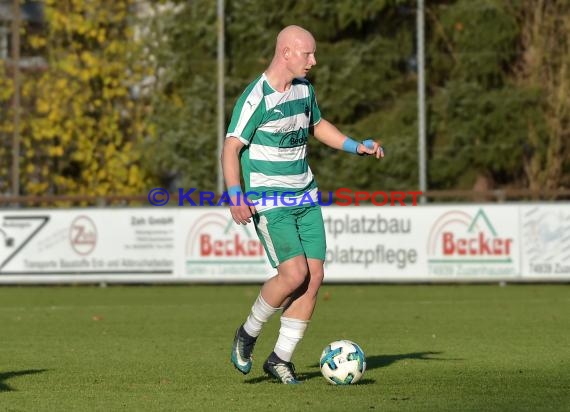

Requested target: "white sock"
[
  {"left": 274, "top": 317, "right": 309, "bottom": 362},
  {"left": 243, "top": 294, "right": 280, "bottom": 338}
]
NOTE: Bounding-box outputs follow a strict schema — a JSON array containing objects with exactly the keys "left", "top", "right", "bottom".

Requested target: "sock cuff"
[
  {"left": 243, "top": 293, "right": 280, "bottom": 338},
  {"left": 280, "top": 316, "right": 309, "bottom": 326},
  {"left": 279, "top": 316, "right": 309, "bottom": 338},
  {"left": 258, "top": 293, "right": 280, "bottom": 312}
]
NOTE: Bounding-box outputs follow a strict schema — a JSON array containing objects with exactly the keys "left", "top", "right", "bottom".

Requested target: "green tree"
[
  {"left": 427, "top": 0, "right": 537, "bottom": 190},
  {"left": 144, "top": 0, "right": 419, "bottom": 192},
  {"left": 513, "top": 0, "right": 570, "bottom": 191},
  {"left": 138, "top": 0, "right": 219, "bottom": 192},
  {"left": 149, "top": 0, "right": 563, "bottom": 194}
]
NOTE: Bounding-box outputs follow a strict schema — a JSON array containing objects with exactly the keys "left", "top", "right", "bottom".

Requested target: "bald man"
[{"left": 222, "top": 25, "right": 384, "bottom": 384}]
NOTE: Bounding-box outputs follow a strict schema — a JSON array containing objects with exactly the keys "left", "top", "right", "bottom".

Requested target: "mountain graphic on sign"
[{"left": 467, "top": 209, "right": 497, "bottom": 236}]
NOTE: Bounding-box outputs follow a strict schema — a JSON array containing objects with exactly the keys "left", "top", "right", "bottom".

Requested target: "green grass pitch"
[{"left": 1, "top": 284, "right": 569, "bottom": 411}]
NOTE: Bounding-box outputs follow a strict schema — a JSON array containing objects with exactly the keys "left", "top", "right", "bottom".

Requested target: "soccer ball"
[{"left": 319, "top": 340, "right": 366, "bottom": 385}]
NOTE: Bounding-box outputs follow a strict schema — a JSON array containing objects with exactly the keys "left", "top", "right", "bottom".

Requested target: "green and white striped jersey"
[{"left": 226, "top": 73, "right": 322, "bottom": 212}]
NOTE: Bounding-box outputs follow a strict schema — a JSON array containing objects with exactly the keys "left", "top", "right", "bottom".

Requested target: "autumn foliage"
[{"left": 1, "top": 0, "right": 150, "bottom": 197}]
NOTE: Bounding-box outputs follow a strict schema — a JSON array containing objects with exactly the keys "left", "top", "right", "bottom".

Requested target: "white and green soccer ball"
[{"left": 319, "top": 340, "right": 366, "bottom": 385}]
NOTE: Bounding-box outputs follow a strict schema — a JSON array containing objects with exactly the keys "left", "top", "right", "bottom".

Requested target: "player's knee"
[
  {"left": 288, "top": 268, "right": 309, "bottom": 290},
  {"left": 279, "top": 258, "right": 309, "bottom": 293},
  {"left": 278, "top": 262, "right": 309, "bottom": 291}
]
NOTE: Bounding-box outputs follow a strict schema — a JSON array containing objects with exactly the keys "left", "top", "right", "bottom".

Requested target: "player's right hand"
[
  {"left": 229, "top": 200, "right": 256, "bottom": 225},
  {"left": 358, "top": 139, "right": 384, "bottom": 159}
]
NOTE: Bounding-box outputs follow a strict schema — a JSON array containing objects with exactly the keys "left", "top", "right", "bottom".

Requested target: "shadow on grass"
[
  {"left": 364, "top": 351, "right": 454, "bottom": 370},
  {"left": 245, "top": 351, "right": 456, "bottom": 384},
  {"left": 0, "top": 369, "right": 48, "bottom": 392}
]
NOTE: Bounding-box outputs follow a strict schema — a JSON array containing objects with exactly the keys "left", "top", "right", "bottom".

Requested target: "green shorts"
[{"left": 254, "top": 206, "right": 326, "bottom": 268}]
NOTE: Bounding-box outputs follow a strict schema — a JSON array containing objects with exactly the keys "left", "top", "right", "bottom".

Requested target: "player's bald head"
[
  {"left": 268, "top": 25, "right": 317, "bottom": 81},
  {"left": 275, "top": 25, "right": 315, "bottom": 55}
]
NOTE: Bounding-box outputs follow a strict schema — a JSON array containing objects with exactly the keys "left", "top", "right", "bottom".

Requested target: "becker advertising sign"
[
  {"left": 184, "top": 212, "right": 268, "bottom": 277},
  {"left": 427, "top": 208, "right": 519, "bottom": 278}
]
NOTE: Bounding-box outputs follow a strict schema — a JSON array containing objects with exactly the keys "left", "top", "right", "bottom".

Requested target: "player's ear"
[{"left": 283, "top": 46, "right": 290, "bottom": 59}]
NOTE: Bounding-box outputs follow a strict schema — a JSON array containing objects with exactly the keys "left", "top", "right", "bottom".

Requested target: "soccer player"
[{"left": 222, "top": 25, "right": 384, "bottom": 384}]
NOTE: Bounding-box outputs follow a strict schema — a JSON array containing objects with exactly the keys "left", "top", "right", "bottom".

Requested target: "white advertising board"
[
  {"left": 520, "top": 205, "right": 570, "bottom": 280},
  {"left": 322, "top": 205, "right": 521, "bottom": 282},
  {"left": 423, "top": 205, "right": 521, "bottom": 281},
  {"left": 0, "top": 203, "right": 568, "bottom": 283},
  {"left": 0, "top": 209, "right": 176, "bottom": 283},
  {"left": 321, "top": 207, "right": 421, "bottom": 281}
]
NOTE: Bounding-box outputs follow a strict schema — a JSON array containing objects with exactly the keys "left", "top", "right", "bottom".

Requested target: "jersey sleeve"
[
  {"left": 308, "top": 82, "right": 321, "bottom": 126},
  {"left": 226, "top": 91, "right": 264, "bottom": 146}
]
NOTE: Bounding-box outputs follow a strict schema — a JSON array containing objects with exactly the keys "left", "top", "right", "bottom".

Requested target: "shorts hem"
[{"left": 274, "top": 251, "right": 305, "bottom": 268}]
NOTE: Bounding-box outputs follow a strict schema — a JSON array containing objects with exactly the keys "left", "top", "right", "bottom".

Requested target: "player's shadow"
[
  {"left": 0, "top": 369, "right": 48, "bottom": 392},
  {"left": 244, "top": 351, "right": 454, "bottom": 384}
]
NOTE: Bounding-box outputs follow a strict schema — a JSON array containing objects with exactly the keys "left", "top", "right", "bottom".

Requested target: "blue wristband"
[
  {"left": 342, "top": 137, "right": 359, "bottom": 154},
  {"left": 227, "top": 185, "right": 242, "bottom": 197}
]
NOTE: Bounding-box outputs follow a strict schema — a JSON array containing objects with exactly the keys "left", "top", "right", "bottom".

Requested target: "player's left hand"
[{"left": 357, "top": 139, "right": 384, "bottom": 159}]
